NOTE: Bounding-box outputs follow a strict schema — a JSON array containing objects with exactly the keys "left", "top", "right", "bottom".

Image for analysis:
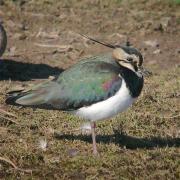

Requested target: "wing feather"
[{"left": 6, "top": 59, "right": 122, "bottom": 110}]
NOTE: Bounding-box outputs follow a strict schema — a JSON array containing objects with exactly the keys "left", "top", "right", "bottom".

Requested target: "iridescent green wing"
[
  {"left": 8, "top": 55, "right": 122, "bottom": 110},
  {"left": 50, "top": 59, "right": 122, "bottom": 110}
]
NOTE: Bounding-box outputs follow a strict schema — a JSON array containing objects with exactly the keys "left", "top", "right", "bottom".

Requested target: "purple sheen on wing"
[{"left": 102, "top": 76, "right": 119, "bottom": 91}]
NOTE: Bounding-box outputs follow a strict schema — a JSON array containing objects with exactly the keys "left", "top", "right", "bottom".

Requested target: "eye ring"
[{"left": 127, "top": 57, "right": 133, "bottom": 62}]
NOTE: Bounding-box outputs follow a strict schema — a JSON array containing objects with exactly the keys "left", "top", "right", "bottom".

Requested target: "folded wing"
[{"left": 6, "top": 60, "right": 122, "bottom": 110}]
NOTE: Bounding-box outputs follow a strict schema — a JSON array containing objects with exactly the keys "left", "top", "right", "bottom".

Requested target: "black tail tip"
[{"left": 5, "top": 90, "right": 24, "bottom": 105}]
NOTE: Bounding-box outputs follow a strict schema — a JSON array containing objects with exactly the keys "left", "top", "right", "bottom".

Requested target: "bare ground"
[{"left": 0, "top": 0, "right": 180, "bottom": 179}]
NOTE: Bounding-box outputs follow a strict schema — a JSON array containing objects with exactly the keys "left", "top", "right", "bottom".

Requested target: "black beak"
[{"left": 139, "top": 66, "right": 152, "bottom": 77}]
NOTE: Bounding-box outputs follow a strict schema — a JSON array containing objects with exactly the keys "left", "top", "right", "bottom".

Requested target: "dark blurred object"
[
  {"left": 0, "top": 23, "right": 7, "bottom": 57},
  {"left": 0, "top": 0, "right": 4, "bottom": 6}
]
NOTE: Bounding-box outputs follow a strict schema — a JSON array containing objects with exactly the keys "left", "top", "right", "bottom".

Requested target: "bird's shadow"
[
  {"left": 1, "top": 59, "right": 179, "bottom": 149},
  {"left": 55, "top": 130, "right": 180, "bottom": 149},
  {"left": 0, "top": 59, "right": 63, "bottom": 81}
]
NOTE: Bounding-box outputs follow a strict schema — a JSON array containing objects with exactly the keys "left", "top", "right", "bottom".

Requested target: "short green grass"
[{"left": 173, "top": 0, "right": 180, "bottom": 4}]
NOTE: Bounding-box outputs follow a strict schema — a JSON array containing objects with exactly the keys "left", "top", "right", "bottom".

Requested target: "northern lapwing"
[{"left": 6, "top": 35, "right": 145, "bottom": 155}]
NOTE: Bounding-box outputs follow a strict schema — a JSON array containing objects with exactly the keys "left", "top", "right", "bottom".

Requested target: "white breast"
[{"left": 74, "top": 79, "right": 136, "bottom": 121}]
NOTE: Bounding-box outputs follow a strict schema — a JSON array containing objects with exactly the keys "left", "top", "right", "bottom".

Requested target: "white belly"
[{"left": 74, "top": 80, "right": 136, "bottom": 121}]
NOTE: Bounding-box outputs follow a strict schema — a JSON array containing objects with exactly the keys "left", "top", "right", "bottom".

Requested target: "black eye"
[{"left": 127, "top": 57, "right": 133, "bottom": 62}]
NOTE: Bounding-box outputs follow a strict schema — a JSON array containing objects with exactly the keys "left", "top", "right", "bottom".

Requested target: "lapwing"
[{"left": 6, "top": 35, "right": 145, "bottom": 155}]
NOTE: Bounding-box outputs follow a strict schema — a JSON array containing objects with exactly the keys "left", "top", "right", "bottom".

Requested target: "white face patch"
[
  {"left": 120, "top": 61, "right": 135, "bottom": 72},
  {"left": 112, "top": 48, "right": 128, "bottom": 60},
  {"left": 112, "top": 48, "right": 140, "bottom": 73}
]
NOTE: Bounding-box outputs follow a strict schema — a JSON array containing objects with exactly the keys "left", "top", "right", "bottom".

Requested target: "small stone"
[
  {"left": 153, "top": 49, "right": 161, "bottom": 54},
  {"left": 144, "top": 40, "right": 159, "bottom": 48}
]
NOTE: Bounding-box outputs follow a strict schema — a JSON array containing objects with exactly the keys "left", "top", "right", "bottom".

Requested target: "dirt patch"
[{"left": 0, "top": 0, "right": 180, "bottom": 179}]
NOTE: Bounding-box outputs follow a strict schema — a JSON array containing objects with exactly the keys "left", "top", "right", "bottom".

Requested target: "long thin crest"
[{"left": 78, "top": 33, "right": 115, "bottom": 49}]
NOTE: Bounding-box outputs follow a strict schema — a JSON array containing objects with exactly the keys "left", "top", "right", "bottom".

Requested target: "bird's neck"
[{"left": 119, "top": 65, "right": 144, "bottom": 98}]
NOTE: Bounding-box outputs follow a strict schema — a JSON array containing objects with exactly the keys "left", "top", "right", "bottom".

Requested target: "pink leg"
[{"left": 91, "top": 122, "right": 98, "bottom": 155}]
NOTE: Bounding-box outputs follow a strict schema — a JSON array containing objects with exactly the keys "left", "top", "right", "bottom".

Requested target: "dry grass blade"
[
  {"left": 0, "top": 114, "right": 19, "bottom": 124},
  {"left": 34, "top": 43, "right": 71, "bottom": 49},
  {"left": 23, "top": 12, "right": 55, "bottom": 18},
  {"left": 33, "top": 43, "right": 72, "bottom": 53},
  {"left": 0, "top": 157, "right": 17, "bottom": 169},
  {"left": 36, "top": 28, "right": 59, "bottom": 39},
  {"left": 0, "top": 157, "right": 33, "bottom": 174},
  {"left": 162, "top": 114, "right": 180, "bottom": 119},
  {"left": 0, "top": 108, "right": 17, "bottom": 118}
]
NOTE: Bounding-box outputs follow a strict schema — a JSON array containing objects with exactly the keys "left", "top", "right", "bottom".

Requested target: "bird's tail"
[{"left": 6, "top": 81, "right": 59, "bottom": 106}]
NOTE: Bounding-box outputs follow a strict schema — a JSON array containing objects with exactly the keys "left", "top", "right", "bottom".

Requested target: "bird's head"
[
  {"left": 78, "top": 34, "right": 145, "bottom": 74},
  {"left": 112, "top": 46, "right": 143, "bottom": 73}
]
